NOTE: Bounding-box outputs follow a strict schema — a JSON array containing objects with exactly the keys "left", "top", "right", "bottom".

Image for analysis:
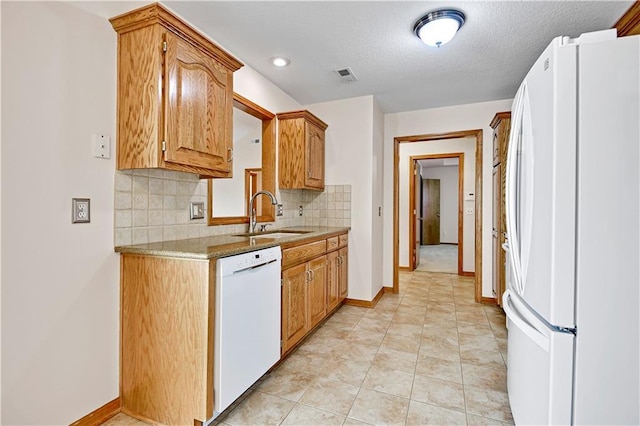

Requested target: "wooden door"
[
  {"left": 305, "top": 122, "right": 325, "bottom": 189},
  {"left": 307, "top": 256, "right": 327, "bottom": 329},
  {"left": 338, "top": 247, "right": 348, "bottom": 300},
  {"left": 165, "top": 32, "right": 232, "bottom": 174},
  {"left": 422, "top": 179, "right": 441, "bottom": 245},
  {"left": 493, "top": 164, "right": 504, "bottom": 305},
  {"left": 281, "top": 263, "right": 307, "bottom": 353},
  {"left": 414, "top": 163, "right": 421, "bottom": 268},
  {"left": 327, "top": 251, "right": 340, "bottom": 312}
]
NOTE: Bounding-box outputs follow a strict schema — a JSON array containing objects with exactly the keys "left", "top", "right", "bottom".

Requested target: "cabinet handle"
[
  {"left": 227, "top": 148, "right": 233, "bottom": 162},
  {"left": 310, "top": 270, "right": 315, "bottom": 281},
  {"left": 307, "top": 169, "right": 311, "bottom": 178},
  {"left": 306, "top": 270, "right": 310, "bottom": 282},
  {"left": 337, "top": 256, "right": 342, "bottom": 266}
]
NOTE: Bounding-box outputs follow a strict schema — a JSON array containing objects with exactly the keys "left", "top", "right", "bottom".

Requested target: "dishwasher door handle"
[{"left": 231, "top": 258, "right": 279, "bottom": 275}]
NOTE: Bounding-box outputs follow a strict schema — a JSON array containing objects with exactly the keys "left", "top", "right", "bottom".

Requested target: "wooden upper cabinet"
[
  {"left": 490, "top": 112, "right": 511, "bottom": 167},
  {"left": 110, "top": 3, "right": 243, "bottom": 178},
  {"left": 278, "top": 110, "right": 328, "bottom": 191}
]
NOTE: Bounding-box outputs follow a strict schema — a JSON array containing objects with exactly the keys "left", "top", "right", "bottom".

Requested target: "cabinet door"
[
  {"left": 281, "top": 263, "right": 307, "bottom": 353},
  {"left": 305, "top": 122, "right": 325, "bottom": 189},
  {"left": 165, "top": 32, "right": 232, "bottom": 174},
  {"left": 307, "top": 256, "right": 327, "bottom": 329},
  {"left": 338, "top": 247, "right": 348, "bottom": 300},
  {"left": 326, "top": 251, "right": 340, "bottom": 312}
]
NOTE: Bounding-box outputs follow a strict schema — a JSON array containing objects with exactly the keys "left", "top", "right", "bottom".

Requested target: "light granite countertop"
[{"left": 114, "top": 226, "right": 350, "bottom": 260}]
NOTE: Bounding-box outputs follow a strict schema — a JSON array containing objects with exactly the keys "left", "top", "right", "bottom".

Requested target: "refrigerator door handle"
[
  {"left": 506, "top": 82, "right": 527, "bottom": 295},
  {"left": 503, "top": 290, "right": 550, "bottom": 351}
]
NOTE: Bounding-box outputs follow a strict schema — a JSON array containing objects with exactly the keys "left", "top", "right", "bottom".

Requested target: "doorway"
[
  {"left": 393, "top": 129, "right": 484, "bottom": 302},
  {"left": 410, "top": 153, "right": 464, "bottom": 275}
]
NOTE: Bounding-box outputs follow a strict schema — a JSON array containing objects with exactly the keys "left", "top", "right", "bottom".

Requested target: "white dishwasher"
[{"left": 214, "top": 246, "right": 282, "bottom": 417}]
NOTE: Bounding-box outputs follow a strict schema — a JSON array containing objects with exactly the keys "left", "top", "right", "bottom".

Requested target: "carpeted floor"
[{"left": 416, "top": 244, "right": 457, "bottom": 274}]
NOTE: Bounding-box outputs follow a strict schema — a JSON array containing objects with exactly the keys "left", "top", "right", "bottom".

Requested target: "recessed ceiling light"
[
  {"left": 270, "top": 57, "right": 290, "bottom": 67},
  {"left": 414, "top": 9, "right": 465, "bottom": 48}
]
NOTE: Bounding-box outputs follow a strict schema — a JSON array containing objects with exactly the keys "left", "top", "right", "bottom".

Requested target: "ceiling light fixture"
[
  {"left": 270, "top": 57, "right": 290, "bottom": 67},
  {"left": 413, "top": 9, "right": 465, "bottom": 48}
]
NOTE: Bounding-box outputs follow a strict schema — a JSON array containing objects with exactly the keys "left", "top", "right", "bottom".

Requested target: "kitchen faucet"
[{"left": 249, "top": 190, "right": 278, "bottom": 233}]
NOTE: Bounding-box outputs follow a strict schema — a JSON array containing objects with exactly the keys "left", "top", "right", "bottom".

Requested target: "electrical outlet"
[
  {"left": 72, "top": 198, "right": 90, "bottom": 223},
  {"left": 190, "top": 202, "right": 205, "bottom": 220},
  {"left": 276, "top": 204, "right": 284, "bottom": 216},
  {"left": 299, "top": 205, "right": 303, "bottom": 216}
]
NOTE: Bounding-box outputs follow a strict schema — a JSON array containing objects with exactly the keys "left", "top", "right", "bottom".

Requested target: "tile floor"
[{"left": 105, "top": 270, "right": 512, "bottom": 425}]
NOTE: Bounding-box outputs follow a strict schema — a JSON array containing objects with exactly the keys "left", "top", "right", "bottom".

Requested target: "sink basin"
[
  {"left": 234, "top": 230, "right": 312, "bottom": 239},
  {"left": 251, "top": 232, "right": 306, "bottom": 239}
]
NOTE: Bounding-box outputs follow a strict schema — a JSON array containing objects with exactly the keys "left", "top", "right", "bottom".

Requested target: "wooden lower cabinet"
[
  {"left": 281, "top": 232, "right": 348, "bottom": 354},
  {"left": 338, "top": 247, "right": 348, "bottom": 300},
  {"left": 308, "top": 256, "right": 327, "bottom": 329},
  {"left": 120, "top": 254, "right": 214, "bottom": 426},
  {"left": 281, "top": 263, "right": 308, "bottom": 353}
]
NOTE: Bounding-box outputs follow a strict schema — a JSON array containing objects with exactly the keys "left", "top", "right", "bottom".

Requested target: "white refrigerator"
[{"left": 504, "top": 29, "right": 639, "bottom": 425}]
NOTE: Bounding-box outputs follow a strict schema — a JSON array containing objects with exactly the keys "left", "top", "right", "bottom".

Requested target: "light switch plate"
[
  {"left": 93, "top": 134, "right": 111, "bottom": 159},
  {"left": 276, "top": 204, "right": 284, "bottom": 216},
  {"left": 72, "top": 198, "right": 90, "bottom": 223},
  {"left": 190, "top": 202, "right": 205, "bottom": 220}
]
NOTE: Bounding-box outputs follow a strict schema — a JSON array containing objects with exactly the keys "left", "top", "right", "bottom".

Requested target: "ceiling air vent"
[{"left": 334, "top": 67, "right": 358, "bottom": 83}]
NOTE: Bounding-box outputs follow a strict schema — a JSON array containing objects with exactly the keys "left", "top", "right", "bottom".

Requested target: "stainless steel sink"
[{"left": 234, "top": 230, "right": 312, "bottom": 239}]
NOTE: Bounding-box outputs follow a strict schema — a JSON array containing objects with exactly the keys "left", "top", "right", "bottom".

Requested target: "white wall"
[
  {"left": 306, "top": 96, "right": 378, "bottom": 301},
  {"left": 2, "top": 3, "right": 119, "bottom": 423},
  {"left": 371, "top": 98, "right": 385, "bottom": 299},
  {"left": 399, "top": 139, "right": 475, "bottom": 270},
  {"left": 422, "top": 166, "right": 459, "bottom": 244},
  {"left": 383, "top": 99, "right": 513, "bottom": 297}
]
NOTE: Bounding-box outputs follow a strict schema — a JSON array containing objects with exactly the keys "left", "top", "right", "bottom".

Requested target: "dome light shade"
[
  {"left": 270, "top": 57, "right": 290, "bottom": 67},
  {"left": 414, "top": 10, "right": 465, "bottom": 48}
]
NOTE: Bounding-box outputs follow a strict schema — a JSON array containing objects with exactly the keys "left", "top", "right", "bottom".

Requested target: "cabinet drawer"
[
  {"left": 338, "top": 234, "right": 348, "bottom": 248},
  {"left": 327, "top": 237, "right": 339, "bottom": 251},
  {"left": 282, "top": 240, "right": 327, "bottom": 268}
]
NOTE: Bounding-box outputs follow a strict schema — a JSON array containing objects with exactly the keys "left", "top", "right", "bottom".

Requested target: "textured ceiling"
[{"left": 82, "top": 1, "right": 633, "bottom": 113}]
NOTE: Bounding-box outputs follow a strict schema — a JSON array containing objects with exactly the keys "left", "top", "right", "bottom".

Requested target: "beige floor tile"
[
  {"left": 348, "top": 388, "right": 410, "bottom": 426},
  {"left": 313, "top": 325, "right": 352, "bottom": 340},
  {"left": 343, "top": 417, "right": 373, "bottom": 425},
  {"left": 396, "top": 305, "right": 427, "bottom": 316},
  {"left": 278, "top": 350, "right": 331, "bottom": 375},
  {"left": 415, "top": 355, "right": 463, "bottom": 384},
  {"left": 338, "top": 305, "right": 369, "bottom": 316},
  {"left": 423, "top": 323, "right": 459, "bottom": 339},
  {"left": 459, "top": 333, "right": 500, "bottom": 352},
  {"left": 299, "top": 377, "right": 359, "bottom": 416},
  {"left": 372, "top": 348, "right": 417, "bottom": 374},
  {"left": 462, "top": 364, "right": 507, "bottom": 393},
  {"left": 419, "top": 338, "right": 461, "bottom": 363},
  {"left": 346, "top": 328, "right": 386, "bottom": 347},
  {"left": 411, "top": 374, "right": 466, "bottom": 412},
  {"left": 464, "top": 386, "right": 514, "bottom": 423},
  {"left": 406, "top": 400, "right": 467, "bottom": 426},
  {"left": 224, "top": 391, "right": 295, "bottom": 426},
  {"left": 336, "top": 341, "right": 379, "bottom": 362},
  {"left": 490, "top": 324, "right": 508, "bottom": 339},
  {"left": 317, "top": 357, "right": 371, "bottom": 387},
  {"left": 426, "top": 302, "right": 456, "bottom": 314},
  {"left": 460, "top": 347, "right": 505, "bottom": 370},
  {"left": 387, "top": 322, "right": 424, "bottom": 339},
  {"left": 457, "top": 321, "right": 494, "bottom": 336},
  {"left": 364, "top": 309, "right": 396, "bottom": 321},
  {"left": 324, "top": 313, "right": 361, "bottom": 329},
  {"left": 297, "top": 336, "right": 345, "bottom": 356},
  {"left": 381, "top": 334, "right": 421, "bottom": 354},
  {"left": 281, "top": 403, "right": 345, "bottom": 425},
  {"left": 255, "top": 369, "right": 316, "bottom": 401},
  {"left": 393, "top": 311, "right": 425, "bottom": 325},
  {"left": 355, "top": 316, "right": 391, "bottom": 333},
  {"left": 467, "top": 413, "right": 515, "bottom": 425},
  {"left": 361, "top": 364, "right": 415, "bottom": 398}
]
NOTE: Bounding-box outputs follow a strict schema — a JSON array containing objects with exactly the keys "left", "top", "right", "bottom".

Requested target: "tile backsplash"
[{"left": 114, "top": 169, "right": 351, "bottom": 246}]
